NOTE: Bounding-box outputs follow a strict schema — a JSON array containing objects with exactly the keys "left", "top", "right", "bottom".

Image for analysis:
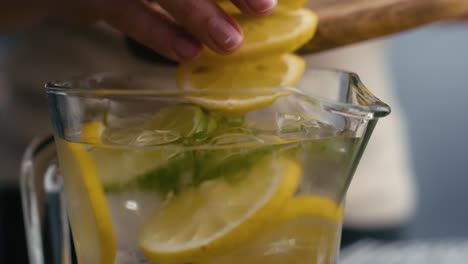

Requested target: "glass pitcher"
[{"left": 20, "top": 68, "right": 390, "bottom": 264}]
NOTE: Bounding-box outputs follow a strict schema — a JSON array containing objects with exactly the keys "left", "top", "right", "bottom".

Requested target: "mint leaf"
[{"left": 103, "top": 144, "right": 281, "bottom": 194}]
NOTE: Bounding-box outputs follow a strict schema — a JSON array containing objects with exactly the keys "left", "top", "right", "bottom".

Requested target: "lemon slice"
[
  {"left": 82, "top": 121, "right": 104, "bottom": 145},
  {"left": 198, "top": 9, "right": 318, "bottom": 62},
  {"left": 57, "top": 139, "right": 116, "bottom": 264},
  {"left": 143, "top": 104, "right": 206, "bottom": 139},
  {"left": 276, "top": 195, "right": 344, "bottom": 224},
  {"left": 138, "top": 157, "right": 301, "bottom": 263},
  {"left": 209, "top": 195, "right": 344, "bottom": 264},
  {"left": 177, "top": 54, "right": 305, "bottom": 112},
  {"left": 178, "top": 54, "right": 305, "bottom": 89},
  {"left": 217, "top": 0, "right": 307, "bottom": 14}
]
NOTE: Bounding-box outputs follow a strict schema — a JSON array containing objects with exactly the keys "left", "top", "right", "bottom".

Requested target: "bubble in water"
[{"left": 134, "top": 130, "right": 181, "bottom": 146}]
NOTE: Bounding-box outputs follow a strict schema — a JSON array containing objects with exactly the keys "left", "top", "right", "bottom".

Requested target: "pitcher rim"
[{"left": 45, "top": 68, "right": 391, "bottom": 120}]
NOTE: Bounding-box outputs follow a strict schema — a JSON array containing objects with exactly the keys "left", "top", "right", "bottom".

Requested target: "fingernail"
[
  {"left": 246, "top": 0, "right": 277, "bottom": 13},
  {"left": 208, "top": 17, "right": 243, "bottom": 52},
  {"left": 173, "top": 34, "right": 201, "bottom": 61}
]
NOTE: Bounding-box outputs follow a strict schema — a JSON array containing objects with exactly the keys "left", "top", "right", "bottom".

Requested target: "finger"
[
  {"left": 96, "top": 0, "right": 202, "bottom": 62},
  {"left": 229, "top": 0, "right": 277, "bottom": 16},
  {"left": 157, "top": 0, "right": 243, "bottom": 54}
]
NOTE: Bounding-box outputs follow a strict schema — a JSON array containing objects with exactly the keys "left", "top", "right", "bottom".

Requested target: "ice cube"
[
  {"left": 243, "top": 92, "right": 325, "bottom": 135},
  {"left": 276, "top": 112, "right": 307, "bottom": 134},
  {"left": 276, "top": 111, "right": 343, "bottom": 139},
  {"left": 303, "top": 119, "right": 342, "bottom": 138},
  {"left": 101, "top": 126, "right": 141, "bottom": 145},
  {"left": 104, "top": 99, "right": 155, "bottom": 129},
  {"left": 244, "top": 107, "right": 278, "bottom": 132}
]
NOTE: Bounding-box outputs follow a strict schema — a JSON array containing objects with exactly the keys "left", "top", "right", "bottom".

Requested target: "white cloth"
[{"left": 0, "top": 21, "right": 416, "bottom": 228}]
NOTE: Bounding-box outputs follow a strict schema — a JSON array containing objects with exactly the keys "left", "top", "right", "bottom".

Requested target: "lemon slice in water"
[
  {"left": 57, "top": 139, "right": 116, "bottom": 264},
  {"left": 143, "top": 104, "right": 207, "bottom": 139},
  {"left": 210, "top": 195, "right": 344, "bottom": 264},
  {"left": 138, "top": 157, "right": 301, "bottom": 263}
]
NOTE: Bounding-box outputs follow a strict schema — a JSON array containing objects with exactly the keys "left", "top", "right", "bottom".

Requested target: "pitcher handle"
[{"left": 20, "top": 135, "right": 72, "bottom": 264}]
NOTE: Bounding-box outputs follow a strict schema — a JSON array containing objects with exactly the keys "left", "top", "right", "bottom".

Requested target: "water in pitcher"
[{"left": 54, "top": 97, "right": 362, "bottom": 264}]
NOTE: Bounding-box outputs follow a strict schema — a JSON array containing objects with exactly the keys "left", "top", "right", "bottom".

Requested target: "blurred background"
[
  {"left": 1, "top": 22, "right": 468, "bottom": 264},
  {"left": 387, "top": 23, "right": 468, "bottom": 238}
]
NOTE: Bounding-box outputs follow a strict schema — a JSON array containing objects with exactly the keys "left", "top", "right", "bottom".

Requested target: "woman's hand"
[{"left": 52, "top": 0, "right": 277, "bottom": 62}]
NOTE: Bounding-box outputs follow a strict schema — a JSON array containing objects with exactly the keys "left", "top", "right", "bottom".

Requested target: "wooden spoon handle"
[{"left": 301, "top": 0, "right": 468, "bottom": 53}]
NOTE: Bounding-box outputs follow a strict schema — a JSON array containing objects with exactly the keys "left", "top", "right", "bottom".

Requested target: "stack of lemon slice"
[{"left": 176, "top": 0, "right": 318, "bottom": 112}]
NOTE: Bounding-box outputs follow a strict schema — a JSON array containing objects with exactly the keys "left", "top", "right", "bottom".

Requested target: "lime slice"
[
  {"left": 56, "top": 140, "right": 116, "bottom": 264},
  {"left": 143, "top": 104, "right": 207, "bottom": 142},
  {"left": 209, "top": 195, "right": 344, "bottom": 264},
  {"left": 198, "top": 9, "right": 318, "bottom": 62},
  {"left": 177, "top": 54, "right": 305, "bottom": 113},
  {"left": 102, "top": 103, "right": 219, "bottom": 147},
  {"left": 217, "top": 0, "right": 307, "bottom": 14},
  {"left": 138, "top": 157, "right": 301, "bottom": 263}
]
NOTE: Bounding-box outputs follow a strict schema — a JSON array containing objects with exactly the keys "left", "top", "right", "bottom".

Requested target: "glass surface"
[{"left": 40, "top": 69, "right": 389, "bottom": 264}]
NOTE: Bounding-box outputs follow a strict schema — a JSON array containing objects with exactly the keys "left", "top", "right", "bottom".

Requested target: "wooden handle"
[{"left": 301, "top": 0, "right": 468, "bottom": 53}]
